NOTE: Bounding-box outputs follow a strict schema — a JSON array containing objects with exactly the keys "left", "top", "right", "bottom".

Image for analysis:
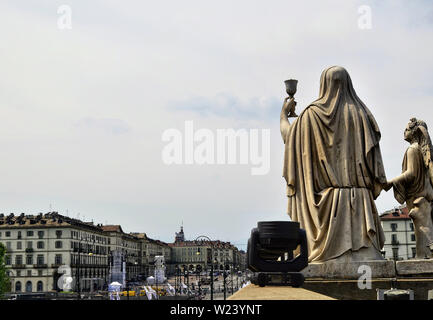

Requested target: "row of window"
[
  {"left": 71, "top": 254, "right": 107, "bottom": 266},
  {"left": 0, "top": 230, "right": 63, "bottom": 239},
  {"left": 13, "top": 269, "right": 43, "bottom": 277},
  {"left": 70, "top": 242, "right": 108, "bottom": 255},
  {"left": 390, "top": 233, "right": 416, "bottom": 243},
  {"left": 15, "top": 281, "right": 43, "bottom": 293},
  {"left": 389, "top": 222, "right": 414, "bottom": 232},
  {"left": 7, "top": 254, "right": 50, "bottom": 266},
  {"left": 71, "top": 231, "right": 109, "bottom": 244},
  {"left": 5, "top": 240, "right": 63, "bottom": 250}
]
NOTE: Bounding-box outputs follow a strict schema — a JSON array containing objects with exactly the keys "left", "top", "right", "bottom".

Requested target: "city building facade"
[
  {"left": 101, "top": 225, "right": 141, "bottom": 283},
  {"left": 170, "top": 227, "right": 242, "bottom": 274},
  {"left": 0, "top": 214, "right": 244, "bottom": 294},
  {"left": 0, "top": 212, "right": 110, "bottom": 294},
  {"left": 131, "top": 232, "right": 173, "bottom": 277},
  {"left": 380, "top": 206, "right": 416, "bottom": 260}
]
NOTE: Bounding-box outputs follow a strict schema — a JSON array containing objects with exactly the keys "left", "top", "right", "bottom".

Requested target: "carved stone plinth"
[
  {"left": 301, "top": 260, "right": 396, "bottom": 279},
  {"left": 396, "top": 259, "right": 433, "bottom": 276}
]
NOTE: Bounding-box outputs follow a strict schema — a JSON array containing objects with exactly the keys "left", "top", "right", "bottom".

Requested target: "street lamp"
[
  {"left": 195, "top": 263, "right": 202, "bottom": 298},
  {"left": 76, "top": 236, "right": 95, "bottom": 298},
  {"left": 194, "top": 235, "right": 214, "bottom": 300}
]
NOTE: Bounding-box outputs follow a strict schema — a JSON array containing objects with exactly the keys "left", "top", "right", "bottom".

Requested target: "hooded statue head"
[{"left": 306, "top": 66, "right": 381, "bottom": 135}]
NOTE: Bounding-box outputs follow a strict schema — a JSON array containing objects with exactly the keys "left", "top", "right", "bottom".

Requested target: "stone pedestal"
[
  {"left": 301, "top": 260, "right": 396, "bottom": 279},
  {"left": 228, "top": 284, "right": 335, "bottom": 300},
  {"left": 396, "top": 259, "right": 433, "bottom": 276}
]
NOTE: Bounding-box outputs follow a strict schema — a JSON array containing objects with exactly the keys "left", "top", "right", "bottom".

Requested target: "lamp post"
[
  {"left": 231, "top": 261, "right": 234, "bottom": 295},
  {"left": 194, "top": 236, "right": 214, "bottom": 300},
  {"left": 196, "top": 264, "right": 202, "bottom": 298},
  {"left": 76, "top": 237, "right": 82, "bottom": 298},
  {"left": 76, "top": 236, "right": 95, "bottom": 298},
  {"left": 76, "top": 236, "right": 86, "bottom": 298},
  {"left": 223, "top": 263, "right": 228, "bottom": 300},
  {"left": 175, "top": 265, "right": 179, "bottom": 296},
  {"left": 222, "top": 255, "right": 232, "bottom": 300},
  {"left": 183, "top": 269, "right": 189, "bottom": 298}
]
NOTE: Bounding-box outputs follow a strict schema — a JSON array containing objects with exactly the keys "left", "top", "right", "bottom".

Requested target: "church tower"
[{"left": 175, "top": 224, "right": 185, "bottom": 242}]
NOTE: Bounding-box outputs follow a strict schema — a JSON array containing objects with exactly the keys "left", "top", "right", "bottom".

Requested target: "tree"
[{"left": 0, "top": 243, "right": 10, "bottom": 297}]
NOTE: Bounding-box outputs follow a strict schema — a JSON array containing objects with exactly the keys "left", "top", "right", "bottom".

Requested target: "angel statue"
[{"left": 385, "top": 118, "right": 433, "bottom": 259}]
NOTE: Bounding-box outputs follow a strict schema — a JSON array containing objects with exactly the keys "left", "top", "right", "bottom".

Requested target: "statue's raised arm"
[{"left": 280, "top": 97, "right": 296, "bottom": 143}]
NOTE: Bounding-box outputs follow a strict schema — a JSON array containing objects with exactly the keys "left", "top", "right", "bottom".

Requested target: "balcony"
[
  {"left": 33, "top": 264, "right": 48, "bottom": 269},
  {"left": 12, "top": 264, "right": 26, "bottom": 269},
  {"left": 25, "top": 248, "right": 34, "bottom": 253},
  {"left": 391, "top": 240, "right": 400, "bottom": 246}
]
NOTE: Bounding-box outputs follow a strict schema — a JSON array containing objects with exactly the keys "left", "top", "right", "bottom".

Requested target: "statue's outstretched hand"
[{"left": 282, "top": 97, "right": 296, "bottom": 115}]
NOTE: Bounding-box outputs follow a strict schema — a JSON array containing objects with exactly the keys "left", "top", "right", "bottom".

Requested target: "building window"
[
  {"left": 56, "top": 230, "right": 62, "bottom": 239},
  {"left": 15, "top": 281, "right": 21, "bottom": 292},
  {"left": 17, "top": 231, "right": 21, "bottom": 239},
  {"left": 27, "top": 241, "right": 33, "bottom": 249},
  {"left": 27, "top": 231, "right": 34, "bottom": 237},
  {"left": 25, "top": 281, "right": 32, "bottom": 293},
  {"left": 37, "top": 281, "right": 43, "bottom": 292},
  {"left": 391, "top": 223, "right": 397, "bottom": 232},
  {"left": 37, "top": 255, "right": 44, "bottom": 265},
  {"left": 55, "top": 241, "right": 62, "bottom": 249},
  {"left": 392, "top": 248, "right": 399, "bottom": 260},
  {"left": 6, "top": 242, "right": 11, "bottom": 250},
  {"left": 5, "top": 231, "right": 10, "bottom": 237},
  {"left": 17, "top": 242, "right": 22, "bottom": 250},
  {"left": 37, "top": 241, "right": 44, "bottom": 249},
  {"left": 27, "top": 270, "right": 32, "bottom": 277},
  {"left": 16, "top": 270, "right": 21, "bottom": 277},
  {"left": 411, "top": 234, "right": 416, "bottom": 242},
  {"left": 5, "top": 256, "right": 11, "bottom": 265},
  {"left": 391, "top": 234, "right": 398, "bottom": 244},
  {"left": 15, "top": 255, "right": 23, "bottom": 265},
  {"left": 38, "top": 231, "right": 44, "bottom": 239},
  {"left": 410, "top": 223, "right": 414, "bottom": 231},
  {"left": 412, "top": 247, "right": 416, "bottom": 258},
  {"left": 26, "top": 255, "right": 33, "bottom": 265},
  {"left": 38, "top": 270, "right": 42, "bottom": 276},
  {"left": 55, "top": 254, "right": 62, "bottom": 265}
]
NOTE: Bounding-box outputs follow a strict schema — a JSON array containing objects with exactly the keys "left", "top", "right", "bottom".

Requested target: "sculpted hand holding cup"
[{"left": 283, "top": 79, "right": 298, "bottom": 118}]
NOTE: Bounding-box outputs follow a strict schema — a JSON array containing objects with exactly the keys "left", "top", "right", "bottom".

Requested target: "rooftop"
[
  {"left": 380, "top": 206, "right": 410, "bottom": 220},
  {"left": 169, "top": 240, "right": 237, "bottom": 250},
  {"left": 0, "top": 212, "right": 104, "bottom": 232}
]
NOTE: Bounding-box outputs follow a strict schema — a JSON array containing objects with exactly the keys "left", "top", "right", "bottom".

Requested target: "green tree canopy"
[{"left": 0, "top": 243, "right": 10, "bottom": 297}]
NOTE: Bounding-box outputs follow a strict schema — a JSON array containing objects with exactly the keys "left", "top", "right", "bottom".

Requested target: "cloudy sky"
[{"left": 0, "top": 1, "right": 432, "bottom": 250}]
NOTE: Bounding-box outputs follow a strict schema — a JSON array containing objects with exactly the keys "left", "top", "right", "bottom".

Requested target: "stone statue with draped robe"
[{"left": 280, "top": 66, "right": 387, "bottom": 263}]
